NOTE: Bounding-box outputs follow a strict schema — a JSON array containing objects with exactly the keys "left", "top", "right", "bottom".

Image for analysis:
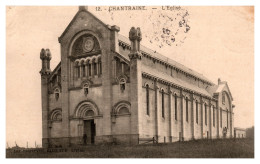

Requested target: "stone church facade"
[{"left": 40, "top": 7, "right": 235, "bottom": 148}]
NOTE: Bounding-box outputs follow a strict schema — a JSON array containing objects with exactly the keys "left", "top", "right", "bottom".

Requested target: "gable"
[
  {"left": 215, "top": 82, "right": 233, "bottom": 101},
  {"left": 58, "top": 8, "right": 110, "bottom": 44}
]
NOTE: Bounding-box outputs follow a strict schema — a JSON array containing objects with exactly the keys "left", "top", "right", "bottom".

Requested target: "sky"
[{"left": 6, "top": 6, "right": 254, "bottom": 148}]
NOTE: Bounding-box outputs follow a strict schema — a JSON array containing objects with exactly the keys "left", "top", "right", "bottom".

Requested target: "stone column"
[
  {"left": 79, "top": 64, "right": 82, "bottom": 78},
  {"left": 121, "top": 61, "right": 125, "bottom": 74},
  {"left": 168, "top": 86, "right": 172, "bottom": 142},
  {"left": 97, "top": 61, "right": 99, "bottom": 76},
  {"left": 91, "top": 61, "right": 94, "bottom": 77},
  {"left": 85, "top": 61, "right": 88, "bottom": 77},
  {"left": 191, "top": 93, "right": 195, "bottom": 140},
  {"left": 74, "top": 63, "right": 78, "bottom": 80}
]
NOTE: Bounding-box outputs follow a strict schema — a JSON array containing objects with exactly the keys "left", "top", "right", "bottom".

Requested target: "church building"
[{"left": 40, "top": 7, "right": 235, "bottom": 148}]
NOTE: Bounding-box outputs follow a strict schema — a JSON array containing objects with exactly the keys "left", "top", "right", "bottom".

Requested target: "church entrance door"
[{"left": 83, "top": 119, "right": 96, "bottom": 144}]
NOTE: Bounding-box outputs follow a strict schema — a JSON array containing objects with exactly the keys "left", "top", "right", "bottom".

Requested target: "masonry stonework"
[{"left": 40, "top": 7, "right": 235, "bottom": 148}]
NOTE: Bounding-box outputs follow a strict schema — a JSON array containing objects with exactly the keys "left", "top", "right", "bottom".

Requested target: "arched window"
[
  {"left": 186, "top": 97, "right": 188, "bottom": 122},
  {"left": 175, "top": 94, "right": 177, "bottom": 120},
  {"left": 222, "top": 93, "right": 225, "bottom": 105},
  {"left": 146, "top": 84, "right": 150, "bottom": 115},
  {"left": 93, "top": 59, "right": 97, "bottom": 75},
  {"left": 205, "top": 104, "right": 207, "bottom": 125},
  {"left": 119, "top": 78, "right": 126, "bottom": 92},
  {"left": 54, "top": 88, "right": 60, "bottom": 101},
  {"left": 82, "top": 64, "right": 86, "bottom": 77},
  {"left": 113, "top": 101, "right": 131, "bottom": 116},
  {"left": 220, "top": 108, "right": 223, "bottom": 128},
  {"left": 162, "top": 89, "right": 165, "bottom": 118},
  {"left": 213, "top": 106, "right": 215, "bottom": 127},
  {"left": 50, "top": 109, "right": 62, "bottom": 121},
  {"left": 77, "top": 66, "right": 80, "bottom": 78},
  {"left": 227, "top": 109, "right": 229, "bottom": 129},
  {"left": 118, "top": 107, "right": 129, "bottom": 115},
  {"left": 83, "top": 83, "right": 89, "bottom": 95},
  {"left": 55, "top": 114, "right": 62, "bottom": 121},
  {"left": 196, "top": 100, "right": 198, "bottom": 124}
]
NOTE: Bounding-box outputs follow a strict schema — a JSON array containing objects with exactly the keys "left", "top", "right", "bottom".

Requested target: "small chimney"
[{"left": 218, "top": 78, "right": 221, "bottom": 85}]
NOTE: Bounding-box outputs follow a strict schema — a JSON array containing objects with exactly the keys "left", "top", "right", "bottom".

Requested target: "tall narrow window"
[
  {"left": 213, "top": 106, "right": 215, "bottom": 127},
  {"left": 146, "top": 84, "right": 149, "bottom": 115},
  {"left": 227, "top": 109, "right": 229, "bottom": 129},
  {"left": 186, "top": 97, "right": 188, "bottom": 122},
  {"left": 77, "top": 66, "right": 80, "bottom": 78},
  {"left": 222, "top": 93, "right": 225, "bottom": 105},
  {"left": 82, "top": 65, "right": 86, "bottom": 77},
  {"left": 162, "top": 89, "right": 165, "bottom": 118},
  {"left": 205, "top": 104, "right": 207, "bottom": 125},
  {"left": 196, "top": 101, "right": 198, "bottom": 124},
  {"left": 83, "top": 83, "right": 89, "bottom": 96},
  {"left": 119, "top": 78, "right": 126, "bottom": 92},
  {"left": 54, "top": 88, "right": 60, "bottom": 101},
  {"left": 175, "top": 94, "right": 177, "bottom": 120},
  {"left": 220, "top": 108, "right": 222, "bottom": 128}
]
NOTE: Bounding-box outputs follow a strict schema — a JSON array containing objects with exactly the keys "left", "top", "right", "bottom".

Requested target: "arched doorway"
[
  {"left": 83, "top": 110, "right": 96, "bottom": 144},
  {"left": 74, "top": 100, "right": 100, "bottom": 144}
]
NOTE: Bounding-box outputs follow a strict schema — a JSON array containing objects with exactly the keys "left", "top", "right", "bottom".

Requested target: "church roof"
[
  {"left": 142, "top": 65, "right": 212, "bottom": 97},
  {"left": 118, "top": 34, "right": 215, "bottom": 85}
]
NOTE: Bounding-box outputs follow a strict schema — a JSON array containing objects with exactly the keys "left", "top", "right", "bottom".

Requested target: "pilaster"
[
  {"left": 180, "top": 89, "right": 184, "bottom": 141},
  {"left": 168, "top": 86, "right": 172, "bottom": 142},
  {"left": 200, "top": 96, "right": 203, "bottom": 138},
  {"left": 128, "top": 27, "right": 143, "bottom": 142},
  {"left": 154, "top": 80, "right": 159, "bottom": 141},
  {"left": 216, "top": 100, "right": 220, "bottom": 138},
  {"left": 191, "top": 93, "right": 194, "bottom": 140},
  {"left": 209, "top": 100, "right": 212, "bottom": 139}
]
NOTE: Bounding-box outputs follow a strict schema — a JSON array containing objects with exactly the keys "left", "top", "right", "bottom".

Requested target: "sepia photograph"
[{"left": 5, "top": 5, "right": 254, "bottom": 158}]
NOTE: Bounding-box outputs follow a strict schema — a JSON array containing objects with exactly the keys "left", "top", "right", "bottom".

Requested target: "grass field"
[{"left": 6, "top": 138, "right": 254, "bottom": 158}]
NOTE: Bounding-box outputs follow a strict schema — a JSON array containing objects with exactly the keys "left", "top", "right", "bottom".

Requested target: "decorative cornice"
[
  {"left": 142, "top": 72, "right": 213, "bottom": 100},
  {"left": 129, "top": 52, "right": 142, "bottom": 60}
]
